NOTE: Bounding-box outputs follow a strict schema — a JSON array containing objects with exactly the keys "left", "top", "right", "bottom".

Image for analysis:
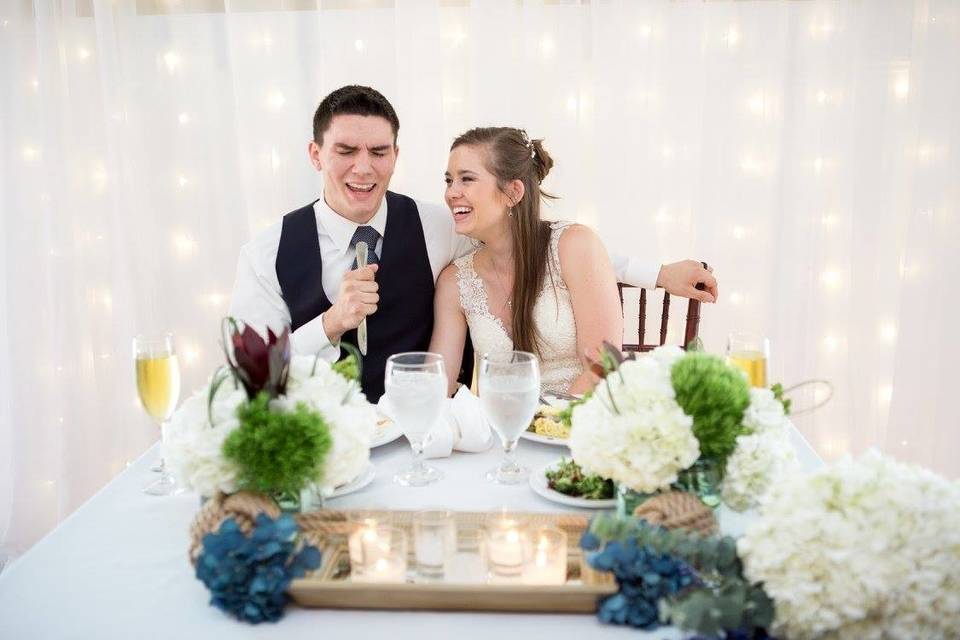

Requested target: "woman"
[{"left": 428, "top": 127, "right": 623, "bottom": 396}]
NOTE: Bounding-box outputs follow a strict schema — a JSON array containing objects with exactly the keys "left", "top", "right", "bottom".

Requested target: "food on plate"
[
  {"left": 545, "top": 458, "right": 614, "bottom": 500},
  {"left": 528, "top": 405, "right": 570, "bottom": 439}
]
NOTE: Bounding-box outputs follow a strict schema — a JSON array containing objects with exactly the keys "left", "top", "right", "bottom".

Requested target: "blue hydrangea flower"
[
  {"left": 585, "top": 538, "right": 699, "bottom": 630},
  {"left": 195, "top": 513, "right": 321, "bottom": 623}
]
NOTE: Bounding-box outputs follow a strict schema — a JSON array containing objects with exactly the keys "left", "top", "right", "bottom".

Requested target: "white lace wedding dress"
[{"left": 454, "top": 221, "right": 581, "bottom": 394}]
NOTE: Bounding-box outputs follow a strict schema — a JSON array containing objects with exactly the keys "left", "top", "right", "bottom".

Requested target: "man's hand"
[
  {"left": 322, "top": 264, "right": 380, "bottom": 342},
  {"left": 656, "top": 260, "right": 718, "bottom": 303}
]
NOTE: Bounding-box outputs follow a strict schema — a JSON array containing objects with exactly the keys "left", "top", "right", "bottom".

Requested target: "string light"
[
  {"left": 821, "top": 213, "right": 839, "bottom": 227},
  {"left": 540, "top": 34, "right": 556, "bottom": 59},
  {"left": 78, "top": 47, "right": 91, "bottom": 60},
  {"left": 879, "top": 321, "right": 897, "bottom": 343},
  {"left": 182, "top": 344, "right": 200, "bottom": 364},
  {"left": 820, "top": 268, "right": 842, "bottom": 290},
  {"left": 729, "top": 292, "right": 744, "bottom": 305},
  {"left": 893, "top": 71, "right": 910, "bottom": 99},
  {"left": 654, "top": 206, "right": 671, "bottom": 225},
  {"left": 638, "top": 24, "right": 653, "bottom": 39},
  {"left": 725, "top": 26, "right": 740, "bottom": 48},
  {"left": 354, "top": 39, "right": 365, "bottom": 52},
  {"left": 178, "top": 112, "right": 190, "bottom": 124},
  {"left": 877, "top": 383, "right": 893, "bottom": 409},
  {"left": 271, "top": 147, "right": 281, "bottom": 172},
  {"left": 731, "top": 225, "right": 748, "bottom": 240},
  {"left": 91, "top": 165, "right": 108, "bottom": 191},
  {"left": 747, "top": 92, "right": 765, "bottom": 115},
  {"left": 21, "top": 145, "right": 40, "bottom": 162},
  {"left": 267, "top": 91, "right": 286, "bottom": 110},
  {"left": 206, "top": 292, "right": 225, "bottom": 307},
  {"left": 448, "top": 26, "right": 467, "bottom": 47},
  {"left": 177, "top": 175, "right": 189, "bottom": 189},
  {"left": 31, "top": 78, "right": 39, "bottom": 91},
  {"left": 566, "top": 94, "right": 578, "bottom": 113},
  {"left": 660, "top": 145, "right": 675, "bottom": 160},
  {"left": 823, "top": 333, "right": 842, "bottom": 353},
  {"left": 809, "top": 21, "right": 835, "bottom": 38},
  {"left": 163, "top": 50, "right": 182, "bottom": 74},
  {"left": 171, "top": 232, "right": 197, "bottom": 257},
  {"left": 813, "top": 157, "right": 824, "bottom": 174}
]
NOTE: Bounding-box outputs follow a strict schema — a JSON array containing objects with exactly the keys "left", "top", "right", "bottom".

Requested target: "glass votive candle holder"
[
  {"left": 350, "top": 525, "right": 407, "bottom": 583},
  {"left": 521, "top": 526, "right": 567, "bottom": 585},
  {"left": 347, "top": 511, "right": 390, "bottom": 579},
  {"left": 413, "top": 510, "right": 457, "bottom": 580},
  {"left": 485, "top": 515, "right": 526, "bottom": 581}
]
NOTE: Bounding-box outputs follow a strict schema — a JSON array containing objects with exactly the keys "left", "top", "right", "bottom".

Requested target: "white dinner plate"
[
  {"left": 371, "top": 417, "right": 403, "bottom": 448},
  {"left": 519, "top": 430, "right": 570, "bottom": 447},
  {"left": 519, "top": 395, "right": 573, "bottom": 447},
  {"left": 528, "top": 460, "right": 616, "bottom": 510},
  {"left": 327, "top": 464, "right": 376, "bottom": 499}
]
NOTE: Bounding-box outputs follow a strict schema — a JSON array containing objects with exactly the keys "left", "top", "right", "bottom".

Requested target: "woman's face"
[{"left": 444, "top": 144, "right": 512, "bottom": 240}]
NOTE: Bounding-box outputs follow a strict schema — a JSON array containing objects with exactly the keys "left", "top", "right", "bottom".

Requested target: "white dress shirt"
[{"left": 228, "top": 193, "right": 660, "bottom": 358}]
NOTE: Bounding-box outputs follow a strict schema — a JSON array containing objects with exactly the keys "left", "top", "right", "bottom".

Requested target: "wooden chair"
[{"left": 618, "top": 283, "right": 704, "bottom": 353}]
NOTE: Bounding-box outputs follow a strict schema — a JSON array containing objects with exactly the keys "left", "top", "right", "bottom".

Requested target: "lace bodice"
[{"left": 454, "top": 221, "right": 581, "bottom": 394}]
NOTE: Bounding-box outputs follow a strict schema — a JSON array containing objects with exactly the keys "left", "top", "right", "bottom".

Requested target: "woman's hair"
[{"left": 450, "top": 127, "right": 556, "bottom": 356}]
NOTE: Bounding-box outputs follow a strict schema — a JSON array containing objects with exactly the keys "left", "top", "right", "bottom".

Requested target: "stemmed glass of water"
[
  {"left": 479, "top": 351, "right": 540, "bottom": 484},
  {"left": 384, "top": 352, "right": 447, "bottom": 487}
]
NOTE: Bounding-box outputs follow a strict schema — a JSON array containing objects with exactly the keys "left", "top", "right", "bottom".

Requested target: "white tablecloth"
[{"left": 0, "top": 428, "right": 822, "bottom": 640}]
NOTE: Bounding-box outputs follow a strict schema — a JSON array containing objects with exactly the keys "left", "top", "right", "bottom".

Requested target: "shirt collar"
[{"left": 314, "top": 192, "right": 388, "bottom": 255}]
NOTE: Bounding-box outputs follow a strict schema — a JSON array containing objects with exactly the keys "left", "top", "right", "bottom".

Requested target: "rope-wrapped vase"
[{"left": 633, "top": 490, "right": 718, "bottom": 536}]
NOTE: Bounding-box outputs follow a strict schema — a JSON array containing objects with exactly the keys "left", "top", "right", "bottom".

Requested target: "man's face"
[{"left": 309, "top": 114, "right": 398, "bottom": 223}]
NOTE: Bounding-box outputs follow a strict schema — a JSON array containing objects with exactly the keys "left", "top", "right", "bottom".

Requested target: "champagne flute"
[
  {"left": 385, "top": 352, "right": 447, "bottom": 487},
  {"left": 726, "top": 331, "right": 769, "bottom": 388},
  {"left": 479, "top": 351, "right": 540, "bottom": 484},
  {"left": 133, "top": 333, "right": 182, "bottom": 496}
]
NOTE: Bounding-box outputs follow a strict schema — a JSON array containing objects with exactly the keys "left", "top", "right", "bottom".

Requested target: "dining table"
[{"left": 0, "top": 426, "right": 822, "bottom": 639}]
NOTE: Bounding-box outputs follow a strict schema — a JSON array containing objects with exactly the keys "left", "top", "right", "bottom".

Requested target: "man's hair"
[{"left": 312, "top": 85, "right": 400, "bottom": 146}]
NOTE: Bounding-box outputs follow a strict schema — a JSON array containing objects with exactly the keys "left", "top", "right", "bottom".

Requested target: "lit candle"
[
  {"left": 364, "top": 557, "right": 405, "bottom": 583},
  {"left": 348, "top": 518, "right": 379, "bottom": 578},
  {"left": 522, "top": 527, "right": 567, "bottom": 585},
  {"left": 350, "top": 525, "right": 407, "bottom": 583},
  {"left": 487, "top": 521, "right": 524, "bottom": 579}
]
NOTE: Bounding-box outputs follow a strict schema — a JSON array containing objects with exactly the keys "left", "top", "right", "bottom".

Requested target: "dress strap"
[{"left": 548, "top": 221, "right": 575, "bottom": 288}]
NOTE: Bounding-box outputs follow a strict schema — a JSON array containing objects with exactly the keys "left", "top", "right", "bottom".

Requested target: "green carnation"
[
  {"left": 223, "top": 393, "right": 333, "bottom": 495},
  {"left": 671, "top": 353, "right": 750, "bottom": 466}
]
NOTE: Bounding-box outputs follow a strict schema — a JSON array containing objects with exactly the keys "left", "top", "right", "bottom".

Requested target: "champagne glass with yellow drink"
[
  {"left": 726, "top": 332, "right": 769, "bottom": 388},
  {"left": 133, "top": 333, "right": 182, "bottom": 496}
]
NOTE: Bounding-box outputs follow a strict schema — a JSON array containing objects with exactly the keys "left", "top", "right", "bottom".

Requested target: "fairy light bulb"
[{"left": 540, "top": 34, "right": 555, "bottom": 58}]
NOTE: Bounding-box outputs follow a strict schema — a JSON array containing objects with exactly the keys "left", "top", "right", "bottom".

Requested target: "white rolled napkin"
[{"left": 377, "top": 386, "right": 493, "bottom": 458}]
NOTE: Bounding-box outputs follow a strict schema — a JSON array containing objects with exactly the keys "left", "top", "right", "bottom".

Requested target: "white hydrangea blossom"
[
  {"left": 721, "top": 425, "right": 799, "bottom": 512},
  {"left": 278, "top": 355, "right": 375, "bottom": 493},
  {"left": 721, "top": 387, "right": 799, "bottom": 511},
  {"left": 742, "top": 387, "right": 787, "bottom": 434},
  {"left": 568, "top": 348, "right": 700, "bottom": 493},
  {"left": 163, "top": 355, "right": 375, "bottom": 497},
  {"left": 163, "top": 376, "right": 246, "bottom": 497},
  {"left": 738, "top": 451, "right": 960, "bottom": 640}
]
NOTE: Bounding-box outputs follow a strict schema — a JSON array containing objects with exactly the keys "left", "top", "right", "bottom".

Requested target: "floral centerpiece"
[
  {"left": 568, "top": 343, "right": 797, "bottom": 513},
  {"left": 581, "top": 450, "right": 960, "bottom": 638},
  {"left": 164, "top": 320, "right": 376, "bottom": 505}
]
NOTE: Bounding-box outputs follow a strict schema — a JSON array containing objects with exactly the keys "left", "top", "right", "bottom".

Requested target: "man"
[{"left": 229, "top": 85, "right": 718, "bottom": 402}]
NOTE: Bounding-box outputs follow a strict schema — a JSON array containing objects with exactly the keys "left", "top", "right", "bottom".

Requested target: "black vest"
[{"left": 275, "top": 191, "right": 435, "bottom": 402}]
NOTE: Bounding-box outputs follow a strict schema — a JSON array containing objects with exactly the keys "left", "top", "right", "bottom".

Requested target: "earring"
[{"left": 508, "top": 207, "right": 514, "bottom": 217}]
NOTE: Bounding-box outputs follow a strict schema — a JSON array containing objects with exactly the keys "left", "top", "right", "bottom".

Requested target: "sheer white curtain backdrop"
[{"left": 1, "top": 0, "right": 958, "bottom": 558}]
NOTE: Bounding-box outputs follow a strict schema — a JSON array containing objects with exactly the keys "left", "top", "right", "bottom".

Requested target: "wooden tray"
[{"left": 289, "top": 510, "right": 616, "bottom": 612}]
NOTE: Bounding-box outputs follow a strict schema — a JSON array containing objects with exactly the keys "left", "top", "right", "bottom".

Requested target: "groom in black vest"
[{"left": 229, "top": 85, "right": 718, "bottom": 403}]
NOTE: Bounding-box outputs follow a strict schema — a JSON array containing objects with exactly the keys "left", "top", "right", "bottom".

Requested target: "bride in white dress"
[{"left": 428, "top": 127, "right": 623, "bottom": 396}]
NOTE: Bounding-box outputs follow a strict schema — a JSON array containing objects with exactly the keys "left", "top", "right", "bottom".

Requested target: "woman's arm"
[
  {"left": 558, "top": 224, "right": 624, "bottom": 394},
  {"left": 428, "top": 264, "right": 469, "bottom": 397}
]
